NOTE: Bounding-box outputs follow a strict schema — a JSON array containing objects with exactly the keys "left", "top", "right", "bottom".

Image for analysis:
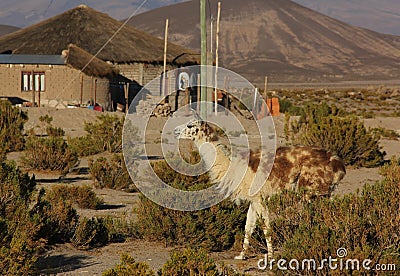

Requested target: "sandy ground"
[{"left": 6, "top": 107, "right": 399, "bottom": 275}]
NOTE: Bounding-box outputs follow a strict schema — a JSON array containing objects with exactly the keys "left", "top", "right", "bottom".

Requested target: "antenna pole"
[
  {"left": 162, "top": 18, "right": 169, "bottom": 97},
  {"left": 200, "top": 0, "right": 207, "bottom": 118}
]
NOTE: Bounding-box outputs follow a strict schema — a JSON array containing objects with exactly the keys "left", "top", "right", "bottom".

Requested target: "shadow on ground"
[{"left": 36, "top": 254, "right": 98, "bottom": 275}]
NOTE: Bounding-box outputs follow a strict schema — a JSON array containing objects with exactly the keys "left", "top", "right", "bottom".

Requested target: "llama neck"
[
  {"left": 197, "top": 140, "right": 257, "bottom": 202},
  {"left": 196, "top": 140, "right": 231, "bottom": 181}
]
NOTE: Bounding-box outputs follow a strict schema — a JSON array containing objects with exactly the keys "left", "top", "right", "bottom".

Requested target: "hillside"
[
  {"left": 0, "top": 0, "right": 188, "bottom": 28},
  {"left": 127, "top": 0, "right": 400, "bottom": 84},
  {"left": 0, "top": 24, "right": 19, "bottom": 37},
  {"left": 294, "top": 0, "right": 400, "bottom": 36},
  {"left": 0, "top": 5, "right": 197, "bottom": 65}
]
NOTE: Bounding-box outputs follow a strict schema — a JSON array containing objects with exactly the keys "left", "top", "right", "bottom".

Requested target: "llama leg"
[
  {"left": 234, "top": 203, "right": 257, "bottom": 260},
  {"left": 259, "top": 204, "right": 273, "bottom": 259}
]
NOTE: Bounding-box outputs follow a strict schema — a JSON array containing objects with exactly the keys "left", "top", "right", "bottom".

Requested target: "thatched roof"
[
  {"left": 0, "top": 5, "right": 199, "bottom": 65},
  {"left": 63, "top": 44, "right": 119, "bottom": 78}
]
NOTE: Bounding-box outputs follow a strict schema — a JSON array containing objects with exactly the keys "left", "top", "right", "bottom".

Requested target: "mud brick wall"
[{"left": 0, "top": 64, "right": 110, "bottom": 108}]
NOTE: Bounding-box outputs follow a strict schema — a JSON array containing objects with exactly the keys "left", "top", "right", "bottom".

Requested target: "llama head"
[{"left": 174, "top": 119, "right": 217, "bottom": 145}]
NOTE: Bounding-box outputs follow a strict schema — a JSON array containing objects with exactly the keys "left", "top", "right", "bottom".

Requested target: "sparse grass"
[
  {"left": 22, "top": 133, "right": 78, "bottom": 174},
  {"left": 69, "top": 114, "right": 124, "bottom": 157},
  {"left": 0, "top": 100, "right": 27, "bottom": 153},
  {"left": 264, "top": 160, "right": 400, "bottom": 275},
  {"left": 71, "top": 217, "right": 109, "bottom": 249},
  {"left": 45, "top": 184, "right": 104, "bottom": 209},
  {"left": 287, "top": 102, "right": 384, "bottom": 167},
  {"left": 88, "top": 154, "right": 136, "bottom": 192}
]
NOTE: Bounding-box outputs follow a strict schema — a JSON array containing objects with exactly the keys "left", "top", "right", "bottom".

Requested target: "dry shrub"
[
  {"left": 45, "top": 185, "right": 104, "bottom": 209},
  {"left": 0, "top": 100, "right": 27, "bottom": 153},
  {"left": 22, "top": 133, "right": 78, "bottom": 174},
  {"left": 287, "top": 102, "right": 384, "bottom": 167},
  {"left": 31, "top": 188, "right": 79, "bottom": 245},
  {"left": 136, "top": 195, "right": 247, "bottom": 251},
  {"left": 101, "top": 215, "right": 140, "bottom": 243},
  {"left": 0, "top": 160, "right": 41, "bottom": 275},
  {"left": 264, "top": 161, "right": 400, "bottom": 275},
  {"left": 71, "top": 217, "right": 109, "bottom": 249},
  {"left": 159, "top": 248, "right": 245, "bottom": 276},
  {"left": 69, "top": 114, "right": 123, "bottom": 156},
  {"left": 160, "top": 248, "right": 219, "bottom": 276},
  {"left": 88, "top": 154, "right": 135, "bottom": 191},
  {"left": 135, "top": 154, "right": 247, "bottom": 251},
  {"left": 102, "top": 253, "right": 154, "bottom": 276}
]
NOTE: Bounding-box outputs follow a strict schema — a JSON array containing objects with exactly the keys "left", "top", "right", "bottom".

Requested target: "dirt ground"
[{"left": 7, "top": 106, "right": 400, "bottom": 275}]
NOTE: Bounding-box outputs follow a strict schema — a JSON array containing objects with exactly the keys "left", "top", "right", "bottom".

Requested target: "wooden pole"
[
  {"left": 90, "top": 76, "right": 93, "bottom": 106},
  {"left": 80, "top": 74, "right": 84, "bottom": 106},
  {"left": 94, "top": 78, "right": 97, "bottom": 107},
  {"left": 200, "top": 0, "right": 207, "bottom": 118},
  {"left": 264, "top": 76, "right": 268, "bottom": 99},
  {"left": 163, "top": 18, "right": 169, "bottom": 97},
  {"left": 31, "top": 70, "right": 35, "bottom": 106},
  {"left": 214, "top": 2, "right": 221, "bottom": 115}
]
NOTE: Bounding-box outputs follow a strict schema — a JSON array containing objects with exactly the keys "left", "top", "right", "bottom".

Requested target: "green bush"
[
  {"left": 30, "top": 188, "right": 79, "bottom": 245},
  {"left": 264, "top": 161, "right": 400, "bottom": 275},
  {"left": 159, "top": 248, "right": 219, "bottom": 276},
  {"left": 45, "top": 185, "right": 104, "bottom": 209},
  {"left": 287, "top": 102, "right": 384, "bottom": 167},
  {"left": 102, "top": 253, "right": 154, "bottom": 276},
  {"left": 279, "top": 98, "right": 303, "bottom": 115},
  {"left": 370, "top": 127, "right": 400, "bottom": 140},
  {"left": 135, "top": 156, "right": 247, "bottom": 251},
  {"left": 89, "top": 154, "right": 136, "bottom": 191},
  {"left": 69, "top": 114, "right": 124, "bottom": 156},
  {"left": 71, "top": 217, "right": 109, "bottom": 249},
  {"left": 22, "top": 134, "right": 78, "bottom": 174},
  {"left": 0, "top": 160, "right": 41, "bottom": 275},
  {"left": 38, "top": 115, "right": 65, "bottom": 137},
  {"left": 0, "top": 100, "right": 27, "bottom": 153},
  {"left": 101, "top": 215, "right": 140, "bottom": 243},
  {"left": 136, "top": 195, "right": 247, "bottom": 251}
]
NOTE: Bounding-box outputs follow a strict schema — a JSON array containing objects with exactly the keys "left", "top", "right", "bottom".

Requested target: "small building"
[
  {"left": 0, "top": 5, "right": 198, "bottom": 110},
  {"left": 0, "top": 44, "right": 123, "bottom": 109}
]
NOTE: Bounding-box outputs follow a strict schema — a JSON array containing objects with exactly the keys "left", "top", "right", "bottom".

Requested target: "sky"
[{"left": 0, "top": 0, "right": 399, "bottom": 35}]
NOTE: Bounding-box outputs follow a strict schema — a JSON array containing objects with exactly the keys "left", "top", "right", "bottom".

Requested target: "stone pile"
[
  {"left": 135, "top": 95, "right": 172, "bottom": 117},
  {"left": 151, "top": 103, "right": 172, "bottom": 117}
]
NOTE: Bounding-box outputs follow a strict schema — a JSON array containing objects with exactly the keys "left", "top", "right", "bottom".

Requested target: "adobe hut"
[
  {"left": 0, "top": 44, "right": 119, "bottom": 109},
  {"left": 0, "top": 5, "right": 198, "bottom": 109}
]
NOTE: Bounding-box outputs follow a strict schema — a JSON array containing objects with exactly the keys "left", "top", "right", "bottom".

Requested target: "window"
[{"left": 22, "top": 72, "right": 45, "bottom": 92}]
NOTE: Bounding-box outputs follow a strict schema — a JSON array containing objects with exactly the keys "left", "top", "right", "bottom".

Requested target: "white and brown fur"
[{"left": 174, "top": 119, "right": 346, "bottom": 260}]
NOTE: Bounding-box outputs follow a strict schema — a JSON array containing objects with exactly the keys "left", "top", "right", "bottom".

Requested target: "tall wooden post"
[
  {"left": 94, "top": 78, "right": 97, "bottom": 106},
  {"left": 80, "top": 74, "right": 84, "bottom": 106},
  {"left": 264, "top": 76, "right": 268, "bottom": 99},
  {"left": 163, "top": 18, "right": 169, "bottom": 98},
  {"left": 31, "top": 70, "right": 35, "bottom": 106},
  {"left": 214, "top": 2, "right": 221, "bottom": 115},
  {"left": 200, "top": 0, "right": 207, "bottom": 118}
]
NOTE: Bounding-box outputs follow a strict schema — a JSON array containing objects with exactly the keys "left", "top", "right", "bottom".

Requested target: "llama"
[{"left": 174, "top": 118, "right": 346, "bottom": 260}]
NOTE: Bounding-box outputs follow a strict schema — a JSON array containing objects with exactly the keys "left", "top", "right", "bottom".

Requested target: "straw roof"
[
  {"left": 63, "top": 44, "right": 119, "bottom": 78},
  {"left": 0, "top": 5, "right": 199, "bottom": 65}
]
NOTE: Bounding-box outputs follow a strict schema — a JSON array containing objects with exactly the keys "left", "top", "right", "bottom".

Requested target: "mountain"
[
  {"left": 0, "top": 0, "right": 188, "bottom": 28},
  {"left": 0, "top": 0, "right": 399, "bottom": 36},
  {"left": 126, "top": 0, "right": 400, "bottom": 84},
  {"left": 0, "top": 24, "right": 19, "bottom": 37},
  {"left": 293, "top": 0, "right": 400, "bottom": 36},
  {"left": 0, "top": 5, "right": 198, "bottom": 65}
]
